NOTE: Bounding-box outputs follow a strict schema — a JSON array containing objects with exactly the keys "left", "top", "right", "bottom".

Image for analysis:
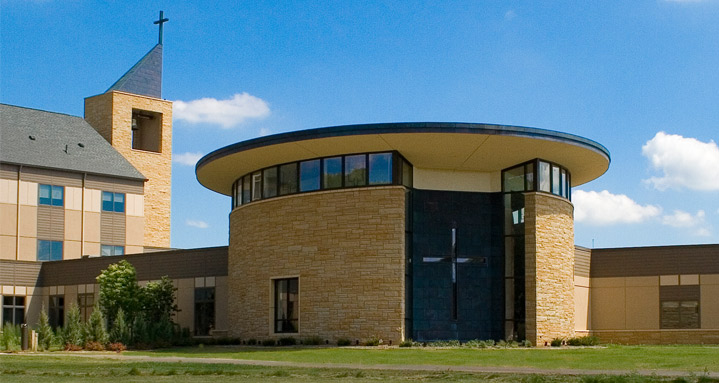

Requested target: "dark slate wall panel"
[
  {"left": 411, "top": 189, "right": 504, "bottom": 341},
  {"left": 591, "top": 245, "right": 719, "bottom": 278}
]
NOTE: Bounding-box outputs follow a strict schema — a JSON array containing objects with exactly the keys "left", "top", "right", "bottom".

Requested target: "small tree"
[
  {"left": 63, "top": 304, "right": 84, "bottom": 348},
  {"left": 97, "top": 260, "right": 140, "bottom": 325},
  {"left": 109, "top": 307, "right": 130, "bottom": 345},
  {"left": 35, "top": 307, "right": 54, "bottom": 351},
  {"left": 141, "top": 276, "right": 179, "bottom": 323},
  {"left": 85, "top": 303, "right": 108, "bottom": 345}
]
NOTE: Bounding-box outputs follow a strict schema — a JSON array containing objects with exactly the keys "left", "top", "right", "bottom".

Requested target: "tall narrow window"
[
  {"left": 49, "top": 295, "right": 64, "bottom": 328},
  {"left": 77, "top": 293, "right": 95, "bottom": 322},
  {"left": 251, "top": 172, "right": 262, "bottom": 201},
  {"left": 538, "top": 161, "right": 551, "bottom": 192},
  {"left": 300, "top": 160, "right": 320, "bottom": 192},
  {"left": 263, "top": 167, "right": 278, "bottom": 198},
  {"left": 279, "top": 163, "right": 298, "bottom": 195},
  {"left": 195, "top": 287, "right": 216, "bottom": 336},
  {"left": 344, "top": 155, "right": 367, "bottom": 187},
  {"left": 274, "top": 278, "right": 298, "bottom": 333},
  {"left": 369, "top": 153, "right": 393, "bottom": 185},
  {"left": 2, "top": 296, "right": 25, "bottom": 325},
  {"left": 323, "top": 157, "right": 342, "bottom": 189},
  {"left": 242, "top": 176, "right": 251, "bottom": 204},
  {"left": 38, "top": 184, "right": 64, "bottom": 207},
  {"left": 551, "top": 165, "right": 561, "bottom": 195}
]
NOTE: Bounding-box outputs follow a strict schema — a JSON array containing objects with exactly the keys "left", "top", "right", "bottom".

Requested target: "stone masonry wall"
[
  {"left": 228, "top": 186, "right": 406, "bottom": 343},
  {"left": 524, "top": 192, "right": 575, "bottom": 346},
  {"left": 85, "top": 91, "right": 172, "bottom": 248}
]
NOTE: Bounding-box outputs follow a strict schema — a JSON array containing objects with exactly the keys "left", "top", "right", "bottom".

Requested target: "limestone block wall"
[
  {"left": 85, "top": 91, "right": 172, "bottom": 248},
  {"left": 228, "top": 186, "right": 406, "bottom": 343},
  {"left": 524, "top": 192, "right": 575, "bottom": 345}
]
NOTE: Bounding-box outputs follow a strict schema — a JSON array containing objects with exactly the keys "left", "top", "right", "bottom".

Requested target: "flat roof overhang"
[{"left": 196, "top": 122, "right": 610, "bottom": 196}]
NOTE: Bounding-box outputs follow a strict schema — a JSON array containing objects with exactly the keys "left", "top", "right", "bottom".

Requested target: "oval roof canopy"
[{"left": 196, "top": 122, "right": 610, "bottom": 196}]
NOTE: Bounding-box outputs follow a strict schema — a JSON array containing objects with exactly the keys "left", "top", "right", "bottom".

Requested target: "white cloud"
[
  {"left": 173, "top": 93, "right": 270, "bottom": 128},
  {"left": 574, "top": 190, "right": 661, "bottom": 225},
  {"left": 504, "top": 10, "right": 516, "bottom": 20},
  {"left": 173, "top": 152, "right": 203, "bottom": 166},
  {"left": 661, "top": 210, "right": 710, "bottom": 236},
  {"left": 185, "top": 219, "right": 208, "bottom": 229},
  {"left": 642, "top": 132, "right": 719, "bottom": 191},
  {"left": 259, "top": 127, "right": 271, "bottom": 136}
]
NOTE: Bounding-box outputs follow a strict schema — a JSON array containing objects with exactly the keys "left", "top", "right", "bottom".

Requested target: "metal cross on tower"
[
  {"left": 422, "top": 225, "right": 487, "bottom": 320},
  {"left": 154, "top": 11, "right": 169, "bottom": 45}
]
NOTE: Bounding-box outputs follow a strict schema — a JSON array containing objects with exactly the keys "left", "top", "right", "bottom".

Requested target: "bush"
[
  {"left": 84, "top": 341, "right": 105, "bottom": 351},
  {"left": 277, "top": 337, "right": 296, "bottom": 346},
  {"left": 337, "top": 338, "right": 352, "bottom": 346},
  {"left": 364, "top": 336, "right": 382, "bottom": 346},
  {"left": 247, "top": 338, "right": 258, "bottom": 345},
  {"left": 521, "top": 339, "right": 533, "bottom": 347},
  {"left": 35, "top": 308, "right": 54, "bottom": 351},
  {"left": 109, "top": 308, "right": 131, "bottom": 345},
  {"left": 550, "top": 338, "right": 564, "bottom": 347},
  {"left": 85, "top": 304, "right": 108, "bottom": 345},
  {"left": 465, "top": 339, "right": 496, "bottom": 348},
  {"left": 1, "top": 323, "right": 21, "bottom": 352},
  {"left": 426, "top": 340, "right": 461, "bottom": 347},
  {"left": 64, "top": 343, "right": 83, "bottom": 351},
  {"left": 302, "top": 336, "right": 323, "bottom": 345},
  {"left": 262, "top": 339, "right": 276, "bottom": 346},
  {"left": 62, "top": 305, "right": 84, "bottom": 348},
  {"left": 566, "top": 335, "right": 600, "bottom": 346},
  {"left": 107, "top": 342, "right": 126, "bottom": 352}
]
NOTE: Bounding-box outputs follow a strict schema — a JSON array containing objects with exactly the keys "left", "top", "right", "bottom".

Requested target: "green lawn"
[
  {"left": 1, "top": 354, "right": 717, "bottom": 383},
  {"left": 128, "top": 344, "right": 719, "bottom": 372}
]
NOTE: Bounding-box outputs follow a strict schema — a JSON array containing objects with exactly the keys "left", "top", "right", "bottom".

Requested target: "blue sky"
[{"left": 3, "top": 1, "right": 719, "bottom": 249}]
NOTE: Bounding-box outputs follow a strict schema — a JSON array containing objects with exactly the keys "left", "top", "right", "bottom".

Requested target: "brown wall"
[
  {"left": 524, "top": 192, "right": 575, "bottom": 345},
  {"left": 228, "top": 186, "right": 406, "bottom": 343}
]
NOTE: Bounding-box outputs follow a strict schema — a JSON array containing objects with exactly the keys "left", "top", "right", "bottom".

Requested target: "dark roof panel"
[
  {"left": 106, "top": 44, "right": 163, "bottom": 98},
  {"left": 0, "top": 104, "right": 145, "bottom": 180}
]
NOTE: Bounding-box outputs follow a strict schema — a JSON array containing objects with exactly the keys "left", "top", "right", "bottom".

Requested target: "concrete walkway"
[{"left": 9, "top": 352, "right": 719, "bottom": 378}]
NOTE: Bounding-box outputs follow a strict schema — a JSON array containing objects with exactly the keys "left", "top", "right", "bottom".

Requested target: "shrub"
[
  {"left": 399, "top": 339, "right": 422, "bottom": 347},
  {"left": 496, "top": 340, "right": 507, "bottom": 348},
  {"left": 566, "top": 335, "right": 600, "bottom": 346},
  {"left": 109, "top": 308, "right": 131, "bottom": 345},
  {"left": 364, "top": 336, "right": 382, "bottom": 346},
  {"left": 62, "top": 304, "right": 84, "bottom": 348},
  {"left": 35, "top": 308, "right": 54, "bottom": 351},
  {"left": 85, "top": 304, "right": 108, "bottom": 345},
  {"left": 550, "top": 338, "right": 563, "bottom": 347},
  {"left": 261, "top": 339, "right": 276, "bottom": 346},
  {"left": 1, "top": 323, "right": 21, "bottom": 352},
  {"left": 84, "top": 341, "right": 105, "bottom": 351},
  {"left": 302, "top": 336, "right": 323, "bottom": 345},
  {"left": 247, "top": 338, "right": 258, "bottom": 345},
  {"left": 277, "top": 337, "right": 296, "bottom": 346},
  {"left": 337, "top": 338, "right": 352, "bottom": 346},
  {"left": 427, "top": 339, "right": 460, "bottom": 347},
  {"left": 521, "top": 340, "right": 533, "bottom": 347},
  {"left": 64, "top": 343, "right": 83, "bottom": 351},
  {"left": 107, "top": 342, "right": 127, "bottom": 352}
]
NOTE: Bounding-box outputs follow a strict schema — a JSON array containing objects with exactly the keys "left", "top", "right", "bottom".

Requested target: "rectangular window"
[
  {"left": 300, "top": 160, "right": 320, "bottom": 192},
  {"left": 661, "top": 300, "right": 700, "bottom": 329},
  {"left": 525, "top": 162, "right": 535, "bottom": 191},
  {"left": 78, "top": 293, "right": 95, "bottom": 322},
  {"left": 2, "top": 296, "right": 25, "bottom": 326},
  {"left": 560, "top": 169, "right": 567, "bottom": 198},
  {"left": 102, "top": 191, "right": 125, "bottom": 213},
  {"left": 263, "top": 167, "right": 278, "bottom": 198},
  {"left": 37, "top": 240, "right": 63, "bottom": 261},
  {"left": 551, "top": 165, "right": 561, "bottom": 195},
  {"left": 323, "top": 157, "right": 343, "bottom": 189},
  {"left": 344, "top": 155, "right": 367, "bottom": 187},
  {"left": 49, "top": 295, "right": 64, "bottom": 328},
  {"left": 538, "top": 161, "right": 551, "bottom": 192},
  {"left": 503, "top": 165, "right": 525, "bottom": 192},
  {"left": 194, "top": 287, "right": 216, "bottom": 336},
  {"left": 279, "top": 163, "right": 298, "bottom": 195},
  {"left": 242, "top": 176, "right": 251, "bottom": 204},
  {"left": 38, "top": 184, "right": 64, "bottom": 207},
  {"left": 274, "top": 278, "right": 298, "bottom": 333},
  {"left": 101, "top": 245, "right": 124, "bottom": 257},
  {"left": 251, "top": 172, "right": 262, "bottom": 201},
  {"left": 369, "top": 153, "right": 393, "bottom": 185}
]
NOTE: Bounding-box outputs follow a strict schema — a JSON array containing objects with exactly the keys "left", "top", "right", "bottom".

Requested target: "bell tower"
[{"left": 84, "top": 11, "right": 172, "bottom": 249}]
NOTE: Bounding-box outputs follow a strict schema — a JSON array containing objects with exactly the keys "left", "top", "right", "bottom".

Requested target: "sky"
[{"left": 3, "top": 1, "right": 719, "bottom": 250}]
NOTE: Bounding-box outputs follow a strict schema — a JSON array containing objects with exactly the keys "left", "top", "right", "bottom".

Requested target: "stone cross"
[{"left": 154, "top": 11, "right": 169, "bottom": 45}]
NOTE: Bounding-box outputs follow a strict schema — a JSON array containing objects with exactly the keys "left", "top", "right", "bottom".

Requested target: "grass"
[
  {"left": 126, "top": 344, "right": 719, "bottom": 372},
  {"left": 1, "top": 354, "right": 718, "bottom": 382}
]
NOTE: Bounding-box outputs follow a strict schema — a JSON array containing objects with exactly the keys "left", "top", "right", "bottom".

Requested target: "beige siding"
[
  {"left": 85, "top": 174, "right": 144, "bottom": 194},
  {"left": 18, "top": 205, "right": 37, "bottom": 237},
  {"left": 20, "top": 167, "right": 83, "bottom": 187},
  {"left": 125, "top": 216, "right": 144, "bottom": 246},
  {"left": 0, "top": 235, "right": 17, "bottom": 260},
  {"left": 18, "top": 181, "right": 37, "bottom": 206},
  {"left": 64, "top": 209, "right": 82, "bottom": 241},
  {"left": 0, "top": 203, "right": 17, "bottom": 236},
  {"left": 64, "top": 240, "right": 82, "bottom": 260},
  {"left": 215, "top": 276, "right": 228, "bottom": 332},
  {"left": 175, "top": 278, "right": 194, "bottom": 330},
  {"left": 100, "top": 212, "right": 125, "bottom": 245},
  {"left": 0, "top": 164, "right": 19, "bottom": 179},
  {"left": 64, "top": 186, "right": 83, "bottom": 210},
  {"left": 0, "top": 179, "right": 18, "bottom": 204},
  {"left": 18, "top": 237, "right": 37, "bottom": 261},
  {"left": 701, "top": 276, "right": 719, "bottom": 329},
  {"left": 84, "top": 212, "right": 100, "bottom": 243},
  {"left": 84, "top": 189, "right": 101, "bottom": 212},
  {"left": 37, "top": 206, "right": 64, "bottom": 240}
]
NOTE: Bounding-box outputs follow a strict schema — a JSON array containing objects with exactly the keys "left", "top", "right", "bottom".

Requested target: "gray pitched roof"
[
  {"left": 106, "top": 44, "right": 163, "bottom": 98},
  {"left": 0, "top": 104, "right": 146, "bottom": 180}
]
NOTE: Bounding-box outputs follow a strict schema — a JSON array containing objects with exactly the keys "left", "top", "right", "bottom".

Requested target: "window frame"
[
  {"left": 501, "top": 158, "right": 572, "bottom": 200},
  {"left": 2, "top": 295, "right": 25, "bottom": 326},
  {"left": 273, "top": 277, "right": 299, "bottom": 334},
  {"left": 102, "top": 191, "right": 126, "bottom": 213},
  {"left": 49, "top": 294, "right": 65, "bottom": 329},
  {"left": 37, "top": 239, "right": 63, "bottom": 261},
  {"left": 101, "top": 245, "right": 125, "bottom": 257},
  {"left": 38, "top": 184, "right": 64, "bottom": 207}
]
